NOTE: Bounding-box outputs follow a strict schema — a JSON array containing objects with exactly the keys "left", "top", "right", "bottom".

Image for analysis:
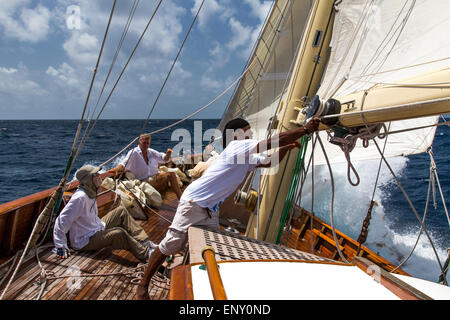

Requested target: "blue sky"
[{"left": 0, "top": 0, "right": 273, "bottom": 119}]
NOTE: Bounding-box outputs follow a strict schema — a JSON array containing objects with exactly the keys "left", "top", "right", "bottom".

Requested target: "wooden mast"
[{"left": 246, "top": 0, "right": 336, "bottom": 242}]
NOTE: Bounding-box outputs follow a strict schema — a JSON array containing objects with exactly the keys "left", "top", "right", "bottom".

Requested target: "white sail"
[
  {"left": 217, "top": 0, "right": 314, "bottom": 143},
  {"left": 311, "top": 0, "right": 450, "bottom": 164},
  {"left": 319, "top": 0, "right": 450, "bottom": 99}
]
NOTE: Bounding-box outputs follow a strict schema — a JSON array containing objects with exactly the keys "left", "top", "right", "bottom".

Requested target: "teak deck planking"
[
  {"left": 0, "top": 187, "right": 178, "bottom": 300},
  {"left": 0, "top": 172, "right": 409, "bottom": 300}
]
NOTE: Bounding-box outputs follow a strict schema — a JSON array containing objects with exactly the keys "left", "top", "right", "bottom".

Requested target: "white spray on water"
[{"left": 300, "top": 156, "right": 448, "bottom": 284}]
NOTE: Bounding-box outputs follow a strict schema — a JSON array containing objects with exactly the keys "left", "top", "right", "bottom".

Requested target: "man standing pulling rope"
[{"left": 136, "top": 117, "right": 320, "bottom": 300}]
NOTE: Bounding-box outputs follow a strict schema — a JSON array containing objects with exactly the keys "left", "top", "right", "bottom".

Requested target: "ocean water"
[{"left": 0, "top": 118, "right": 448, "bottom": 284}]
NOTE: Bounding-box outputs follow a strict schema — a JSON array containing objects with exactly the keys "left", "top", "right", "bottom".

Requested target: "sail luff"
[{"left": 218, "top": 0, "right": 292, "bottom": 132}]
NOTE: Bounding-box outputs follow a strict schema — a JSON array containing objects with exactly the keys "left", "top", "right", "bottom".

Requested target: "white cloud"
[
  {"left": 242, "top": 0, "right": 273, "bottom": 23},
  {"left": 0, "top": 64, "right": 46, "bottom": 96},
  {"left": 62, "top": 32, "right": 99, "bottom": 65},
  {"left": 46, "top": 62, "right": 81, "bottom": 89},
  {"left": 0, "top": 1, "right": 51, "bottom": 42},
  {"left": 0, "top": 1, "right": 272, "bottom": 119},
  {"left": 0, "top": 67, "right": 18, "bottom": 74},
  {"left": 192, "top": 0, "right": 234, "bottom": 30},
  {"left": 200, "top": 74, "right": 223, "bottom": 90},
  {"left": 226, "top": 18, "right": 253, "bottom": 51},
  {"left": 134, "top": 1, "right": 186, "bottom": 56}
]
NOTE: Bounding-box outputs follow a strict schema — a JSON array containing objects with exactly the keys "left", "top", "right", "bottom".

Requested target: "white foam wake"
[{"left": 300, "top": 157, "right": 449, "bottom": 284}]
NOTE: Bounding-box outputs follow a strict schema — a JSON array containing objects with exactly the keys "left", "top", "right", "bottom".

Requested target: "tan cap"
[{"left": 75, "top": 165, "right": 101, "bottom": 183}]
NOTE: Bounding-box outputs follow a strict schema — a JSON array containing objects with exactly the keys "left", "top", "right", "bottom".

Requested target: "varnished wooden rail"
[
  {"left": 353, "top": 256, "right": 432, "bottom": 300},
  {"left": 201, "top": 246, "right": 227, "bottom": 300}
]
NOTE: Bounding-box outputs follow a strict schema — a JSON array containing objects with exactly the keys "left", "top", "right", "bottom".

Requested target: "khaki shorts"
[{"left": 158, "top": 200, "right": 219, "bottom": 256}]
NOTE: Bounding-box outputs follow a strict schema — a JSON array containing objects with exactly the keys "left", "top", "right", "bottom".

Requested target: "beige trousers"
[
  {"left": 81, "top": 206, "right": 149, "bottom": 262},
  {"left": 158, "top": 200, "right": 219, "bottom": 256}
]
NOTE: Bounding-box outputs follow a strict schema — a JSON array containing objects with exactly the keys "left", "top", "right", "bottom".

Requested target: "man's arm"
[
  {"left": 163, "top": 148, "right": 172, "bottom": 162},
  {"left": 53, "top": 196, "right": 83, "bottom": 259},
  {"left": 108, "top": 148, "right": 135, "bottom": 174},
  {"left": 256, "top": 117, "right": 320, "bottom": 153},
  {"left": 256, "top": 141, "right": 301, "bottom": 168},
  {"left": 109, "top": 163, "right": 125, "bottom": 174}
]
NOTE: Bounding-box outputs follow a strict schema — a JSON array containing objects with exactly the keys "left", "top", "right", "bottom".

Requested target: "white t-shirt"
[
  {"left": 181, "top": 139, "right": 265, "bottom": 210},
  {"left": 53, "top": 189, "right": 105, "bottom": 250},
  {"left": 120, "top": 146, "right": 166, "bottom": 180}
]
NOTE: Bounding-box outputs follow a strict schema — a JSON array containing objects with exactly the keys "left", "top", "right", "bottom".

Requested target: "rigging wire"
[
  {"left": 358, "top": 114, "right": 447, "bottom": 279},
  {"left": 347, "top": 56, "right": 450, "bottom": 80},
  {"left": 324, "top": 0, "right": 420, "bottom": 99},
  {"left": 356, "top": 122, "right": 392, "bottom": 254},
  {"left": 75, "top": 0, "right": 141, "bottom": 160},
  {"left": 345, "top": 0, "right": 417, "bottom": 95},
  {"left": 321, "top": 0, "right": 374, "bottom": 98},
  {"left": 390, "top": 148, "right": 435, "bottom": 274},
  {"left": 92, "top": 0, "right": 141, "bottom": 117},
  {"left": 65, "top": 0, "right": 119, "bottom": 177},
  {"left": 360, "top": 0, "right": 413, "bottom": 77},
  {"left": 316, "top": 133, "right": 349, "bottom": 264},
  {"left": 99, "top": 0, "right": 292, "bottom": 169},
  {"left": 217, "top": 0, "right": 277, "bottom": 125},
  {"left": 99, "top": 61, "right": 257, "bottom": 168},
  {"left": 72, "top": 0, "right": 164, "bottom": 168},
  {"left": 0, "top": 0, "right": 118, "bottom": 301},
  {"left": 141, "top": 0, "right": 206, "bottom": 133},
  {"left": 428, "top": 149, "right": 450, "bottom": 228}
]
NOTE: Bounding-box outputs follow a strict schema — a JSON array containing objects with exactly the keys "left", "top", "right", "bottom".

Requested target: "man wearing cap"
[
  {"left": 136, "top": 117, "right": 321, "bottom": 299},
  {"left": 53, "top": 165, "right": 154, "bottom": 262},
  {"left": 111, "top": 133, "right": 183, "bottom": 199}
]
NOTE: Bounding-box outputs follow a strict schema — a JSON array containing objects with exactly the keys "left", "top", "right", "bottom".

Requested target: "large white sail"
[
  {"left": 218, "top": 0, "right": 449, "bottom": 163},
  {"left": 319, "top": 0, "right": 450, "bottom": 99},
  {"left": 311, "top": 0, "right": 450, "bottom": 165},
  {"left": 217, "top": 0, "right": 314, "bottom": 143}
]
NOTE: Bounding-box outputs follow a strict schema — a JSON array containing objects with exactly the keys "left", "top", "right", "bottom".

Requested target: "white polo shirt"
[
  {"left": 181, "top": 139, "right": 265, "bottom": 211},
  {"left": 120, "top": 146, "right": 166, "bottom": 180}
]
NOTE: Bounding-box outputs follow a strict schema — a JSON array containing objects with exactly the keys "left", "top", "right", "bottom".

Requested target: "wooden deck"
[
  {"left": 0, "top": 190, "right": 180, "bottom": 300},
  {"left": 283, "top": 208, "right": 409, "bottom": 276},
  {"left": 0, "top": 170, "right": 409, "bottom": 300}
]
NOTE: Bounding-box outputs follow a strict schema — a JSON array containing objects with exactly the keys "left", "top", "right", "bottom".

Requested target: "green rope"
[{"left": 275, "top": 135, "right": 309, "bottom": 244}]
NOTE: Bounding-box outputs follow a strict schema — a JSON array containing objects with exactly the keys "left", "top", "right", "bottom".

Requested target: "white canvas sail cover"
[{"left": 312, "top": 0, "right": 450, "bottom": 165}]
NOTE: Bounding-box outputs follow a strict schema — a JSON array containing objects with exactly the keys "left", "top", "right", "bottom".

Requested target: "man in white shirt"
[
  {"left": 53, "top": 165, "right": 154, "bottom": 262},
  {"left": 136, "top": 117, "right": 320, "bottom": 299},
  {"left": 111, "top": 134, "right": 183, "bottom": 199}
]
